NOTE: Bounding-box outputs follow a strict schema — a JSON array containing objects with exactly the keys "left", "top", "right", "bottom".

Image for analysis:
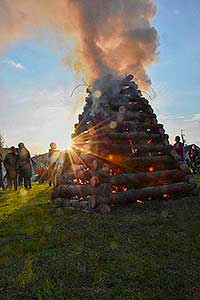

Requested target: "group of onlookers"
[
  {"left": 173, "top": 136, "right": 200, "bottom": 173},
  {"left": 0, "top": 137, "right": 199, "bottom": 192},
  {"left": 37, "top": 142, "right": 71, "bottom": 187},
  {"left": 0, "top": 143, "right": 32, "bottom": 191}
]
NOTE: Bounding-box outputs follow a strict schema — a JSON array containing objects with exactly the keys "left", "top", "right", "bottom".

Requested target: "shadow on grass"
[{"left": 0, "top": 184, "right": 200, "bottom": 300}]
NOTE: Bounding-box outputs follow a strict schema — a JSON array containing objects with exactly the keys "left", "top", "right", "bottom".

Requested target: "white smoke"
[{"left": 0, "top": 0, "right": 159, "bottom": 88}]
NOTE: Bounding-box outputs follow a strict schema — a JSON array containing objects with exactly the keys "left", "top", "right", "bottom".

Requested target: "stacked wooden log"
[{"left": 51, "top": 74, "right": 195, "bottom": 213}]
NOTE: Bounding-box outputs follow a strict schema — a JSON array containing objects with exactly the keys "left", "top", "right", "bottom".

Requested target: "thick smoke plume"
[{"left": 0, "top": 0, "right": 158, "bottom": 88}]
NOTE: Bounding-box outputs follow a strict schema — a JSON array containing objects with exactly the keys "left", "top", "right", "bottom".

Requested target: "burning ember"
[
  {"left": 112, "top": 185, "right": 128, "bottom": 193},
  {"left": 163, "top": 194, "right": 170, "bottom": 199},
  {"left": 148, "top": 166, "right": 154, "bottom": 172},
  {"left": 136, "top": 200, "right": 144, "bottom": 204}
]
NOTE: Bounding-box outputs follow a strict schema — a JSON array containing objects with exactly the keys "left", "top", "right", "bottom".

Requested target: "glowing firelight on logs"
[
  {"left": 163, "top": 194, "right": 170, "bottom": 199},
  {"left": 148, "top": 166, "right": 154, "bottom": 172},
  {"left": 50, "top": 74, "right": 194, "bottom": 214}
]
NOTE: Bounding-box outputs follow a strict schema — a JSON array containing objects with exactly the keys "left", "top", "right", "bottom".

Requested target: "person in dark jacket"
[
  {"left": 4, "top": 147, "right": 18, "bottom": 191},
  {"left": 0, "top": 153, "right": 5, "bottom": 190},
  {"left": 18, "top": 143, "right": 32, "bottom": 189}
]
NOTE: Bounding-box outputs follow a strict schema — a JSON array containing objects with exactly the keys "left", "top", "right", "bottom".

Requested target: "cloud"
[
  {"left": 2, "top": 59, "right": 25, "bottom": 69},
  {"left": 191, "top": 113, "right": 200, "bottom": 121},
  {"left": 0, "top": 0, "right": 159, "bottom": 88},
  {"left": 158, "top": 113, "right": 200, "bottom": 146}
]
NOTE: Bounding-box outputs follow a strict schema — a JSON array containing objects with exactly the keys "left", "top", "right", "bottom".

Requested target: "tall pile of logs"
[{"left": 51, "top": 74, "right": 195, "bottom": 213}]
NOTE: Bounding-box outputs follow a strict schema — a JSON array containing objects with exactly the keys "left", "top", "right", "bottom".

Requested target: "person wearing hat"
[{"left": 4, "top": 146, "right": 18, "bottom": 191}]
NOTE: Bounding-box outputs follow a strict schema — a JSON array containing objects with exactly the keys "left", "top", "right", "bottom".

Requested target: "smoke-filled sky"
[{"left": 0, "top": 0, "right": 200, "bottom": 154}]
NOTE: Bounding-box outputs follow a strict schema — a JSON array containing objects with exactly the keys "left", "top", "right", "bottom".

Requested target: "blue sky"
[{"left": 0, "top": 0, "right": 200, "bottom": 154}]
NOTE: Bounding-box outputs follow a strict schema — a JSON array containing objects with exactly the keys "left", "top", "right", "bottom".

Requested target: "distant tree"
[{"left": 0, "top": 133, "right": 5, "bottom": 148}]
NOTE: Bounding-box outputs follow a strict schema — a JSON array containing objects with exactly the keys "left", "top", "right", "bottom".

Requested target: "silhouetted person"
[
  {"left": 18, "top": 143, "right": 32, "bottom": 189},
  {"left": 173, "top": 136, "right": 184, "bottom": 161},
  {"left": 47, "top": 142, "right": 60, "bottom": 186},
  {"left": 4, "top": 146, "right": 18, "bottom": 191},
  {"left": 0, "top": 153, "right": 5, "bottom": 190}
]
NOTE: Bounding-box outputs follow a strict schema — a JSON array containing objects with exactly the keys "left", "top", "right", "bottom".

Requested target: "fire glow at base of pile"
[{"left": 50, "top": 74, "right": 196, "bottom": 214}]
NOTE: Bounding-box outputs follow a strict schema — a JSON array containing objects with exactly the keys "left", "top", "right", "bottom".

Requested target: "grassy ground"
[{"left": 0, "top": 182, "right": 200, "bottom": 300}]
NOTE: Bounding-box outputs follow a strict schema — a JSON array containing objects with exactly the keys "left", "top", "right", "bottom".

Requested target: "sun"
[{"left": 66, "top": 136, "right": 73, "bottom": 150}]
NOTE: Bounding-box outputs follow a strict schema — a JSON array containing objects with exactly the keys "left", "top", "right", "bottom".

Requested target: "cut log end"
[{"left": 96, "top": 204, "right": 111, "bottom": 214}]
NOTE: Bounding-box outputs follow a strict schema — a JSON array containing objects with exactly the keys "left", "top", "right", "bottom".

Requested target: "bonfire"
[{"left": 50, "top": 74, "right": 195, "bottom": 213}]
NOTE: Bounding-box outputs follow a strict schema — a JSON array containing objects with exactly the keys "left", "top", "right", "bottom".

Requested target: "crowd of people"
[
  {"left": 0, "top": 137, "right": 199, "bottom": 192},
  {"left": 0, "top": 141, "right": 69, "bottom": 191},
  {"left": 172, "top": 135, "right": 200, "bottom": 173},
  {"left": 0, "top": 143, "right": 32, "bottom": 191}
]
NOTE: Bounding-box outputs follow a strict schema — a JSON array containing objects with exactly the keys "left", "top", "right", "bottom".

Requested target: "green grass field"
[{"left": 0, "top": 182, "right": 200, "bottom": 300}]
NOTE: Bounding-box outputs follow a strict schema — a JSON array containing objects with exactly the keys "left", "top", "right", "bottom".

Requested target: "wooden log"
[
  {"left": 79, "top": 201, "right": 89, "bottom": 209},
  {"left": 111, "top": 182, "right": 194, "bottom": 204},
  {"left": 69, "top": 151, "right": 177, "bottom": 173},
  {"left": 111, "top": 103, "right": 153, "bottom": 113},
  {"left": 115, "top": 122, "right": 163, "bottom": 132},
  {"left": 74, "top": 112, "right": 157, "bottom": 132},
  {"left": 96, "top": 204, "right": 111, "bottom": 214},
  {"left": 88, "top": 195, "right": 110, "bottom": 207},
  {"left": 94, "top": 183, "right": 112, "bottom": 195},
  {"left": 76, "top": 142, "right": 171, "bottom": 154},
  {"left": 53, "top": 198, "right": 64, "bottom": 206},
  {"left": 56, "top": 172, "right": 75, "bottom": 185},
  {"left": 63, "top": 199, "right": 71, "bottom": 208},
  {"left": 104, "top": 155, "right": 177, "bottom": 172},
  {"left": 118, "top": 143, "right": 171, "bottom": 153},
  {"left": 129, "top": 97, "right": 149, "bottom": 105},
  {"left": 73, "top": 133, "right": 169, "bottom": 146},
  {"left": 125, "top": 155, "right": 175, "bottom": 163},
  {"left": 89, "top": 196, "right": 97, "bottom": 209},
  {"left": 104, "top": 132, "right": 168, "bottom": 140},
  {"left": 70, "top": 199, "right": 82, "bottom": 209},
  {"left": 123, "top": 111, "right": 157, "bottom": 122},
  {"left": 110, "top": 169, "right": 188, "bottom": 186},
  {"left": 73, "top": 118, "right": 164, "bottom": 136},
  {"left": 74, "top": 132, "right": 168, "bottom": 141},
  {"left": 52, "top": 184, "right": 93, "bottom": 198}
]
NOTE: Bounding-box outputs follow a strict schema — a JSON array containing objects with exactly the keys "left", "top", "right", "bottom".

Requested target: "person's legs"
[
  {"left": 24, "top": 177, "right": 28, "bottom": 189},
  {"left": 0, "top": 170, "right": 5, "bottom": 190},
  {"left": 13, "top": 177, "right": 17, "bottom": 191},
  {"left": 28, "top": 177, "right": 32, "bottom": 189},
  {"left": 51, "top": 169, "right": 57, "bottom": 186},
  {"left": 7, "top": 176, "right": 12, "bottom": 191},
  {"left": 18, "top": 175, "right": 23, "bottom": 186}
]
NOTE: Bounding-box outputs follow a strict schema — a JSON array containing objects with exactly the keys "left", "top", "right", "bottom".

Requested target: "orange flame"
[
  {"left": 147, "top": 139, "right": 152, "bottom": 144},
  {"left": 148, "top": 166, "right": 154, "bottom": 172},
  {"left": 163, "top": 194, "right": 170, "bottom": 199}
]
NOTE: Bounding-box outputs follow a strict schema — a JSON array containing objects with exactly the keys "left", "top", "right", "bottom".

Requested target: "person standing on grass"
[
  {"left": 4, "top": 146, "right": 18, "bottom": 191},
  {"left": 47, "top": 142, "right": 60, "bottom": 186},
  {"left": 0, "top": 153, "right": 5, "bottom": 190},
  {"left": 18, "top": 143, "right": 32, "bottom": 189}
]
